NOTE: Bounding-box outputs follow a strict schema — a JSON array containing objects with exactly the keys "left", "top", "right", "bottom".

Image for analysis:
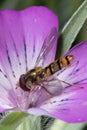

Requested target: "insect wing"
[
  {"left": 35, "top": 27, "right": 58, "bottom": 66},
  {"left": 42, "top": 76, "right": 63, "bottom": 96},
  {"left": 41, "top": 61, "right": 80, "bottom": 99},
  {"left": 28, "top": 77, "right": 63, "bottom": 106}
]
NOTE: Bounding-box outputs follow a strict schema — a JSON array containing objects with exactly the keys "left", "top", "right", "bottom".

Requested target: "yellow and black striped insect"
[{"left": 19, "top": 27, "right": 74, "bottom": 93}]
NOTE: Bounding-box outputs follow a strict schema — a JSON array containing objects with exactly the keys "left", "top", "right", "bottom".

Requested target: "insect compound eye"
[
  {"left": 19, "top": 74, "right": 28, "bottom": 91},
  {"left": 19, "top": 74, "right": 25, "bottom": 86}
]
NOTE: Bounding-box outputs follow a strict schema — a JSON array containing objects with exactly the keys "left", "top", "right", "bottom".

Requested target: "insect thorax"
[{"left": 24, "top": 67, "right": 45, "bottom": 85}]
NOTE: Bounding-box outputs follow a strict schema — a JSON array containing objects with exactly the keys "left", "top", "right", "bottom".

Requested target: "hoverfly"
[{"left": 19, "top": 27, "right": 74, "bottom": 95}]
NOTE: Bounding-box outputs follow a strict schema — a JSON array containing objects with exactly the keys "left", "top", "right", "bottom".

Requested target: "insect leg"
[
  {"left": 40, "top": 83, "right": 53, "bottom": 96},
  {"left": 29, "top": 84, "right": 52, "bottom": 96},
  {"left": 58, "top": 79, "right": 84, "bottom": 89}
]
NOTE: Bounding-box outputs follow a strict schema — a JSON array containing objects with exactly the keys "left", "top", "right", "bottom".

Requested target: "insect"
[{"left": 19, "top": 27, "right": 74, "bottom": 94}]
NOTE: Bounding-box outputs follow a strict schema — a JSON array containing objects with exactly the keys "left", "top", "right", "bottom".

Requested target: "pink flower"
[{"left": 0, "top": 6, "right": 87, "bottom": 123}]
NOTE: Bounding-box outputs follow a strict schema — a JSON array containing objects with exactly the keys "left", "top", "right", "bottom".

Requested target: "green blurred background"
[{"left": 0, "top": 0, "right": 87, "bottom": 130}]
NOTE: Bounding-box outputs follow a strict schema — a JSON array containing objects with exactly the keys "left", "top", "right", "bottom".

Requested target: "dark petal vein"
[{"left": 24, "top": 41, "right": 28, "bottom": 72}]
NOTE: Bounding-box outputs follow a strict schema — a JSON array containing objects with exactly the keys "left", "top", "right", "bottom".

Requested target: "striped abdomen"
[{"left": 45, "top": 55, "right": 74, "bottom": 76}]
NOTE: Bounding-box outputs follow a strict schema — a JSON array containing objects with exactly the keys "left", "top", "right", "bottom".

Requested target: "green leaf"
[
  {"left": 0, "top": 111, "right": 28, "bottom": 130},
  {"left": 16, "top": 115, "right": 41, "bottom": 130},
  {"left": 58, "top": 0, "right": 87, "bottom": 57},
  {"left": 50, "top": 119, "right": 87, "bottom": 130},
  {"left": 50, "top": 120, "right": 67, "bottom": 130},
  {"left": 75, "top": 20, "right": 87, "bottom": 42},
  {"left": 64, "top": 122, "right": 87, "bottom": 130}
]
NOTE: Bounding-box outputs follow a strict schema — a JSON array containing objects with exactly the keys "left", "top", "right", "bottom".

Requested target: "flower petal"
[
  {"left": 0, "top": 6, "right": 58, "bottom": 86},
  {"left": 28, "top": 41, "right": 87, "bottom": 122},
  {"left": 20, "top": 6, "right": 58, "bottom": 68},
  {"left": 58, "top": 41, "right": 87, "bottom": 86},
  {"left": 0, "top": 6, "right": 58, "bottom": 111},
  {"left": 29, "top": 83, "right": 87, "bottom": 123},
  {"left": 0, "top": 87, "right": 17, "bottom": 112}
]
